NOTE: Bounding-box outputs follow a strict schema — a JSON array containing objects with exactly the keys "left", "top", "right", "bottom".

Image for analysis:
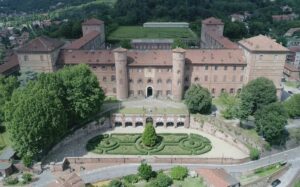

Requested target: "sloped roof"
[
  {"left": 82, "top": 18, "right": 104, "bottom": 25},
  {"left": 207, "top": 32, "right": 238, "bottom": 49},
  {"left": 285, "top": 63, "right": 300, "bottom": 72},
  {"left": 0, "top": 52, "right": 19, "bottom": 75},
  {"left": 64, "top": 31, "right": 101, "bottom": 50},
  {"left": 196, "top": 168, "right": 240, "bottom": 187},
  {"left": 17, "top": 36, "right": 64, "bottom": 53},
  {"left": 202, "top": 17, "right": 224, "bottom": 25},
  {"left": 238, "top": 35, "right": 289, "bottom": 52},
  {"left": 59, "top": 49, "right": 246, "bottom": 66}
]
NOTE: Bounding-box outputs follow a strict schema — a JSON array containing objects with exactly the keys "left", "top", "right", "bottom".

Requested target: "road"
[{"left": 80, "top": 146, "right": 300, "bottom": 185}]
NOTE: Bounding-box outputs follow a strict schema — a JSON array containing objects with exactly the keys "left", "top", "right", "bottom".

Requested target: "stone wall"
[{"left": 190, "top": 116, "right": 250, "bottom": 154}]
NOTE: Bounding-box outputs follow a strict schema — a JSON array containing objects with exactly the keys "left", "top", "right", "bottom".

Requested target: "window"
[
  {"left": 166, "top": 90, "right": 172, "bottom": 95},
  {"left": 205, "top": 65, "right": 209, "bottom": 70},
  {"left": 111, "top": 75, "right": 116, "bottom": 82},
  {"left": 194, "top": 77, "right": 199, "bottom": 82},
  {"left": 157, "top": 79, "right": 162, "bottom": 84},
  {"left": 24, "top": 55, "right": 28, "bottom": 61},
  {"left": 241, "top": 66, "right": 244, "bottom": 70},
  {"left": 103, "top": 76, "right": 107, "bottom": 82},
  {"left": 237, "top": 88, "right": 242, "bottom": 94},
  {"left": 177, "top": 80, "right": 181, "bottom": 85},
  {"left": 224, "top": 66, "right": 227, "bottom": 70},
  {"left": 233, "top": 66, "right": 236, "bottom": 71},
  {"left": 212, "top": 88, "right": 215, "bottom": 94},
  {"left": 129, "top": 90, "right": 134, "bottom": 96},
  {"left": 167, "top": 79, "right": 172, "bottom": 84},
  {"left": 111, "top": 66, "right": 115, "bottom": 71},
  {"left": 101, "top": 66, "right": 106, "bottom": 70},
  {"left": 215, "top": 65, "right": 218, "bottom": 70},
  {"left": 129, "top": 79, "right": 133, "bottom": 83},
  {"left": 185, "top": 77, "right": 189, "bottom": 82},
  {"left": 240, "top": 76, "right": 244, "bottom": 82},
  {"left": 259, "top": 54, "right": 263, "bottom": 60},
  {"left": 232, "top": 75, "right": 236, "bottom": 82},
  {"left": 177, "top": 70, "right": 181, "bottom": 74},
  {"left": 214, "top": 75, "right": 218, "bottom": 82},
  {"left": 138, "top": 79, "right": 143, "bottom": 84},
  {"left": 205, "top": 75, "right": 208, "bottom": 82},
  {"left": 223, "top": 75, "right": 226, "bottom": 82},
  {"left": 138, "top": 90, "right": 143, "bottom": 95},
  {"left": 147, "top": 79, "right": 153, "bottom": 83},
  {"left": 138, "top": 68, "right": 142, "bottom": 73},
  {"left": 113, "top": 88, "right": 116, "bottom": 93},
  {"left": 230, "top": 88, "right": 234, "bottom": 94},
  {"left": 168, "top": 69, "right": 172, "bottom": 72},
  {"left": 221, "top": 88, "right": 226, "bottom": 93},
  {"left": 157, "top": 90, "right": 162, "bottom": 96},
  {"left": 40, "top": 55, "right": 44, "bottom": 61}
]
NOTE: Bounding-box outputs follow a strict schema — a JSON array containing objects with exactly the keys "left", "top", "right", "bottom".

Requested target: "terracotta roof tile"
[
  {"left": 207, "top": 32, "right": 238, "bottom": 49},
  {"left": 289, "top": 46, "right": 300, "bottom": 52},
  {"left": 59, "top": 49, "right": 246, "bottom": 66},
  {"left": 238, "top": 35, "right": 289, "bottom": 52},
  {"left": 202, "top": 17, "right": 224, "bottom": 25},
  {"left": 17, "top": 36, "right": 64, "bottom": 53},
  {"left": 0, "top": 51, "right": 19, "bottom": 74},
  {"left": 285, "top": 63, "right": 300, "bottom": 72},
  {"left": 196, "top": 168, "right": 239, "bottom": 187},
  {"left": 82, "top": 18, "right": 104, "bottom": 25},
  {"left": 64, "top": 31, "right": 101, "bottom": 50}
]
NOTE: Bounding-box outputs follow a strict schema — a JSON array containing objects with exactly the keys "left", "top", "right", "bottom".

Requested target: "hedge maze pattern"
[{"left": 86, "top": 133, "right": 212, "bottom": 155}]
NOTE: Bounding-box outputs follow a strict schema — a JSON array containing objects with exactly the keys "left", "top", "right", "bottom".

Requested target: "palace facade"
[{"left": 16, "top": 17, "right": 289, "bottom": 101}]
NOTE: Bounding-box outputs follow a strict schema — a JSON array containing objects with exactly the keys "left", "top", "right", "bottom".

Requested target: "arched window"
[
  {"left": 147, "top": 79, "right": 153, "bottom": 84},
  {"left": 167, "top": 79, "right": 172, "bottom": 84},
  {"left": 138, "top": 79, "right": 143, "bottom": 84},
  {"left": 212, "top": 88, "right": 215, "bottom": 94},
  {"left": 221, "top": 88, "right": 226, "bottom": 93},
  {"left": 230, "top": 88, "right": 234, "bottom": 94},
  {"left": 194, "top": 77, "right": 199, "bottom": 82},
  {"left": 157, "top": 79, "right": 162, "bottom": 84}
]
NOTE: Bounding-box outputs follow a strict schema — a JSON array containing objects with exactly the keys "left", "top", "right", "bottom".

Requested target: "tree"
[
  {"left": 108, "top": 179, "right": 123, "bottom": 187},
  {"left": 184, "top": 84, "right": 212, "bottom": 114},
  {"left": 5, "top": 75, "right": 68, "bottom": 162},
  {"left": 150, "top": 172, "right": 173, "bottom": 187},
  {"left": 224, "top": 21, "right": 247, "bottom": 40},
  {"left": 18, "top": 70, "right": 38, "bottom": 87},
  {"left": 239, "top": 77, "right": 277, "bottom": 120},
  {"left": 284, "top": 94, "right": 300, "bottom": 118},
  {"left": 0, "top": 76, "right": 19, "bottom": 124},
  {"left": 58, "top": 64, "right": 105, "bottom": 125},
  {"left": 120, "top": 39, "right": 132, "bottom": 49},
  {"left": 138, "top": 163, "right": 153, "bottom": 181},
  {"left": 254, "top": 102, "right": 288, "bottom": 145},
  {"left": 172, "top": 39, "right": 187, "bottom": 49},
  {"left": 170, "top": 166, "right": 188, "bottom": 180},
  {"left": 249, "top": 148, "right": 260, "bottom": 160},
  {"left": 142, "top": 123, "right": 158, "bottom": 147}
]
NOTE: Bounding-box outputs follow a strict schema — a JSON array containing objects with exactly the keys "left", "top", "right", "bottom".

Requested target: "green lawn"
[
  {"left": 108, "top": 26, "right": 198, "bottom": 41},
  {"left": 86, "top": 133, "right": 212, "bottom": 155},
  {"left": 118, "top": 107, "right": 188, "bottom": 115},
  {"left": 285, "top": 81, "right": 300, "bottom": 88},
  {"left": 173, "top": 177, "right": 206, "bottom": 187}
]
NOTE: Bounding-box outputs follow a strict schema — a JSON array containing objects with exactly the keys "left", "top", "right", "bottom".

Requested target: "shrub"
[
  {"left": 4, "top": 177, "right": 18, "bottom": 185},
  {"left": 250, "top": 148, "right": 260, "bottom": 160},
  {"left": 142, "top": 123, "right": 158, "bottom": 147},
  {"left": 284, "top": 94, "right": 300, "bottom": 118},
  {"left": 123, "top": 174, "right": 139, "bottom": 184},
  {"left": 108, "top": 179, "right": 123, "bottom": 187},
  {"left": 170, "top": 166, "right": 188, "bottom": 180},
  {"left": 149, "top": 172, "right": 173, "bottom": 187},
  {"left": 22, "top": 173, "right": 33, "bottom": 184},
  {"left": 138, "top": 163, "right": 153, "bottom": 181},
  {"left": 22, "top": 152, "right": 33, "bottom": 167}
]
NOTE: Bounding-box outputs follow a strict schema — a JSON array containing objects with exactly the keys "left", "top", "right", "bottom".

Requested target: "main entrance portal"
[{"left": 147, "top": 87, "right": 153, "bottom": 97}]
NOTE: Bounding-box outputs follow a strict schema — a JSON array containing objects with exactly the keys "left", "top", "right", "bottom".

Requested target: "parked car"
[{"left": 271, "top": 179, "right": 281, "bottom": 187}]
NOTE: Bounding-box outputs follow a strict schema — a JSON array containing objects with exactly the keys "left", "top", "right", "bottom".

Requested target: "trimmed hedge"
[{"left": 87, "top": 133, "right": 212, "bottom": 155}]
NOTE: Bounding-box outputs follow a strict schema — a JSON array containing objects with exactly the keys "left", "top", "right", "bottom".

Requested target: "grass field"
[
  {"left": 108, "top": 26, "right": 198, "bottom": 41},
  {"left": 118, "top": 107, "right": 188, "bottom": 115},
  {"left": 285, "top": 81, "right": 300, "bottom": 88},
  {"left": 173, "top": 177, "right": 206, "bottom": 187}
]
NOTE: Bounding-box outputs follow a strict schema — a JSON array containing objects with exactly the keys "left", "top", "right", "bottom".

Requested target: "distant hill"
[{"left": 0, "top": 0, "right": 96, "bottom": 13}]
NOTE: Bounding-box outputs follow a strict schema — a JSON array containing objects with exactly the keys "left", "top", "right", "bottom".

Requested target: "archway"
[
  {"left": 147, "top": 86, "right": 153, "bottom": 97},
  {"left": 156, "top": 122, "right": 164, "bottom": 127},
  {"left": 146, "top": 117, "right": 153, "bottom": 124},
  {"left": 125, "top": 122, "right": 133, "bottom": 127},
  {"left": 177, "top": 122, "right": 184, "bottom": 127},
  {"left": 136, "top": 122, "right": 143, "bottom": 127},
  {"left": 166, "top": 122, "right": 174, "bottom": 127},
  {"left": 115, "top": 122, "right": 122, "bottom": 127}
]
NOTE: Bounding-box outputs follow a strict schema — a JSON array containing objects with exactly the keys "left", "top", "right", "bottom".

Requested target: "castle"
[{"left": 16, "top": 17, "right": 288, "bottom": 101}]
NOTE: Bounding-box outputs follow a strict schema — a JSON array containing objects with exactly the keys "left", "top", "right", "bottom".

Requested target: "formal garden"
[{"left": 86, "top": 123, "right": 212, "bottom": 155}]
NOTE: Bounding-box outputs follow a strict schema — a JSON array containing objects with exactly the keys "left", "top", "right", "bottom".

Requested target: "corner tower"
[
  {"left": 172, "top": 48, "right": 186, "bottom": 101},
  {"left": 113, "top": 47, "right": 129, "bottom": 100},
  {"left": 82, "top": 18, "right": 105, "bottom": 46}
]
